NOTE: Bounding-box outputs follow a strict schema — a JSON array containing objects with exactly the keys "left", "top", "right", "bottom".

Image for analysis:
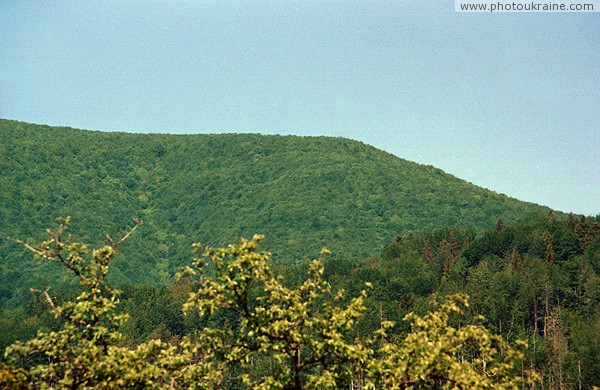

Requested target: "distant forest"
[
  {"left": 1, "top": 119, "right": 554, "bottom": 307},
  {"left": 1, "top": 120, "right": 597, "bottom": 388}
]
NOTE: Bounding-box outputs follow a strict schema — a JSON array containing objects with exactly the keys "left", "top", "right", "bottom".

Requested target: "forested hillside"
[
  {"left": 1, "top": 214, "right": 597, "bottom": 388},
  {"left": 0, "top": 218, "right": 532, "bottom": 388},
  {"left": 0, "top": 119, "right": 555, "bottom": 309},
  {"left": 0, "top": 120, "right": 596, "bottom": 388},
  {"left": 335, "top": 213, "right": 600, "bottom": 388}
]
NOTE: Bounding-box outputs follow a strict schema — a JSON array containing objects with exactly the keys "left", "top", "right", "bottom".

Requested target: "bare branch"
[
  {"left": 113, "top": 217, "right": 142, "bottom": 248},
  {"left": 104, "top": 233, "right": 115, "bottom": 247},
  {"left": 104, "top": 217, "right": 142, "bottom": 249},
  {"left": 29, "top": 287, "right": 57, "bottom": 310},
  {"left": 42, "top": 287, "right": 56, "bottom": 309},
  {"left": 8, "top": 237, "right": 55, "bottom": 260},
  {"left": 9, "top": 237, "right": 87, "bottom": 283}
]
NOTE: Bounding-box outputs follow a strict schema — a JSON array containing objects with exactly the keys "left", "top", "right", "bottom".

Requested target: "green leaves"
[
  {"left": 371, "top": 294, "right": 536, "bottom": 389},
  {"left": 1, "top": 220, "right": 537, "bottom": 389},
  {"left": 184, "top": 236, "right": 372, "bottom": 389},
  {"left": 1, "top": 119, "right": 559, "bottom": 313},
  {"left": 183, "top": 237, "right": 534, "bottom": 389}
]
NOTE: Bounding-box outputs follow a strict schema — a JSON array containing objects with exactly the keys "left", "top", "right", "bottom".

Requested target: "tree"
[
  {"left": 1, "top": 219, "right": 536, "bottom": 389},
  {"left": 575, "top": 216, "right": 600, "bottom": 249},
  {"left": 181, "top": 236, "right": 373, "bottom": 389},
  {"left": 371, "top": 294, "right": 536, "bottom": 389},
  {"left": 0, "top": 217, "right": 220, "bottom": 389},
  {"left": 422, "top": 238, "right": 434, "bottom": 262}
]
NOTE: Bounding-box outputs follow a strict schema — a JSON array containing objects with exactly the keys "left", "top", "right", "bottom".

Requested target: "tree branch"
[
  {"left": 29, "top": 287, "right": 57, "bottom": 310},
  {"left": 105, "top": 217, "right": 142, "bottom": 249},
  {"left": 8, "top": 237, "right": 87, "bottom": 283}
]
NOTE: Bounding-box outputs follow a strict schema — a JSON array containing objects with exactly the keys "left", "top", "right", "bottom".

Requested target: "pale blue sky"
[{"left": 1, "top": 1, "right": 598, "bottom": 215}]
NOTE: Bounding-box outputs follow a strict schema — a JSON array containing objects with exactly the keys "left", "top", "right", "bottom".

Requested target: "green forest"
[
  {"left": 0, "top": 119, "right": 553, "bottom": 308},
  {"left": 1, "top": 214, "right": 598, "bottom": 388},
  {"left": 0, "top": 120, "right": 598, "bottom": 388}
]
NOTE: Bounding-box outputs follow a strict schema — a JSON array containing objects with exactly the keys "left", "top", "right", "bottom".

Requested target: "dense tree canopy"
[
  {"left": 338, "top": 213, "right": 600, "bottom": 389},
  {"left": 0, "top": 119, "right": 556, "bottom": 309},
  {"left": 0, "top": 219, "right": 536, "bottom": 389},
  {"left": 1, "top": 120, "right": 594, "bottom": 388}
]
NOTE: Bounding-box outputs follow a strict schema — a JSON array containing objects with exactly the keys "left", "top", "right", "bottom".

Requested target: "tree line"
[{"left": 0, "top": 217, "right": 553, "bottom": 389}]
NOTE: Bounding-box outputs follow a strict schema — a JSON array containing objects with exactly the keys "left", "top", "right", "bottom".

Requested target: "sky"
[{"left": 1, "top": 1, "right": 598, "bottom": 215}]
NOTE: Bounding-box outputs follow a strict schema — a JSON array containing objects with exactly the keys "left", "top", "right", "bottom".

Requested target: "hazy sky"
[{"left": 1, "top": 1, "right": 598, "bottom": 215}]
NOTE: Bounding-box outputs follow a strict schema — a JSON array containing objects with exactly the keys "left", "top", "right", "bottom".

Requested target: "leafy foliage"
[
  {"left": 1, "top": 220, "right": 535, "bottom": 389},
  {"left": 0, "top": 119, "right": 556, "bottom": 309},
  {"left": 373, "top": 294, "right": 534, "bottom": 389},
  {"left": 1, "top": 219, "right": 220, "bottom": 389},
  {"left": 339, "top": 213, "right": 600, "bottom": 389},
  {"left": 182, "top": 236, "right": 374, "bottom": 389}
]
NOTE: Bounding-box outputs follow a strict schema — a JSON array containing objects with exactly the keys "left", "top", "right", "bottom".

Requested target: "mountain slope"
[{"left": 0, "top": 119, "right": 555, "bottom": 306}]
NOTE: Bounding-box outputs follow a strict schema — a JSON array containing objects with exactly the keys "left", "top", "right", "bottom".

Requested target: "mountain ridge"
[{"left": 0, "top": 118, "right": 557, "bottom": 306}]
